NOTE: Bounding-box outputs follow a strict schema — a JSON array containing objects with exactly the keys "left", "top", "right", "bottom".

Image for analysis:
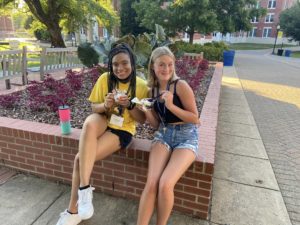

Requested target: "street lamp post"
[{"left": 272, "top": 25, "right": 281, "bottom": 55}]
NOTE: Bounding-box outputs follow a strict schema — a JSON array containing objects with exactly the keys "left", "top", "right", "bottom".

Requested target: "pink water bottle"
[{"left": 58, "top": 105, "right": 71, "bottom": 135}]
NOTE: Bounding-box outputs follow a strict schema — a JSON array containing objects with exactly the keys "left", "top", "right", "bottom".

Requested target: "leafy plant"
[
  {"left": 0, "top": 93, "right": 21, "bottom": 108},
  {"left": 78, "top": 42, "right": 100, "bottom": 68}
]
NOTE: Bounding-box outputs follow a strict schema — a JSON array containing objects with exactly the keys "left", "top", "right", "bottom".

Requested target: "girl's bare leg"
[
  {"left": 156, "top": 149, "right": 195, "bottom": 225},
  {"left": 137, "top": 143, "right": 171, "bottom": 225}
]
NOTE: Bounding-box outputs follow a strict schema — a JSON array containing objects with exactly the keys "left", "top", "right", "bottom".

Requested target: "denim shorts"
[{"left": 152, "top": 123, "right": 199, "bottom": 156}]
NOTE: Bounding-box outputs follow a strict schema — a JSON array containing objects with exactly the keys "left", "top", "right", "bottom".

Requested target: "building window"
[
  {"left": 251, "top": 17, "right": 258, "bottom": 23},
  {"left": 263, "top": 27, "right": 272, "bottom": 37},
  {"left": 268, "top": 0, "right": 276, "bottom": 9},
  {"left": 249, "top": 27, "right": 257, "bottom": 37},
  {"left": 265, "top": 13, "right": 274, "bottom": 23}
]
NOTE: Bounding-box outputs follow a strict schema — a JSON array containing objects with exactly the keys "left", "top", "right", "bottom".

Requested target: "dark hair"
[{"left": 107, "top": 43, "right": 136, "bottom": 99}]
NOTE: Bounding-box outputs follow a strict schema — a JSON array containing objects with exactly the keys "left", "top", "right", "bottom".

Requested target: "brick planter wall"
[{"left": 0, "top": 62, "right": 223, "bottom": 219}]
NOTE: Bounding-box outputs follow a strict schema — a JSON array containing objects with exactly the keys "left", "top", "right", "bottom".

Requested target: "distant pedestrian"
[
  {"left": 137, "top": 46, "right": 200, "bottom": 225},
  {"left": 56, "top": 43, "right": 148, "bottom": 225}
]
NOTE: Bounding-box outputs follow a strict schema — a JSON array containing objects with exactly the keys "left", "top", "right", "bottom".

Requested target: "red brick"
[
  {"left": 33, "top": 142, "right": 52, "bottom": 150},
  {"left": 53, "top": 158, "right": 73, "bottom": 167},
  {"left": 114, "top": 183, "right": 134, "bottom": 193},
  {"left": 0, "top": 141, "right": 7, "bottom": 148},
  {"left": 197, "top": 196, "right": 210, "bottom": 205},
  {"left": 44, "top": 162, "right": 62, "bottom": 171},
  {"left": 103, "top": 161, "right": 125, "bottom": 171},
  {"left": 63, "top": 153, "right": 75, "bottom": 161},
  {"left": 126, "top": 180, "right": 145, "bottom": 190},
  {"left": 8, "top": 143, "right": 24, "bottom": 151},
  {"left": 43, "top": 150, "right": 62, "bottom": 158},
  {"left": 0, "top": 152, "right": 9, "bottom": 159},
  {"left": 54, "top": 170, "right": 72, "bottom": 180},
  {"left": 183, "top": 200, "right": 209, "bottom": 211},
  {"left": 24, "top": 131, "right": 30, "bottom": 139},
  {"left": 204, "top": 163, "right": 214, "bottom": 174},
  {"left": 0, "top": 135, "right": 15, "bottom": 143},
  {"left": 63, "top": 166, "right": 73, "bottom": 173},
  {"left": 36, "top": 167, "right": 54, "bottom": 175},
  {"left": 178, "top": 177, "right": 197, "bottom": 187},
  {"left": 184, "top": 186, "right": 210, "bottom": 197},
  {"left": 55, "top": 136, "right": 63, "bottom": 145},
  {"left": 173, "top": 205, "right": 194, "bottom": 214},
  {"left": 136, "top": 175, "right": 147, "bottom": 183},
  {"left": 25, "top": 146, "right": 42, "bottom": 154},
  {"left": 19, "top": 163, "right": 35, "bottom": 171},
  {"left": 174, "top": 191, "right": 196, "bottom": 202},
  {"left": 113, "top": 155, "right": 134, "bottom": 165},
  {"left": 27, "top": 159, "right": 43, "bottom": 167},
  {"left": 114, "top": 171, "right": 135, "bottom": 180},
  {"left": 18, "top": 130, "right": 24, "bottom": 139},
  {"left": 42, "top": 134, "right": 51, "bottom": 144},
  {"left": 185, "top": 171, "right": 212, "bottom": 182},
  {"left": 10, "top": 155, "right": 26, "bottom": 163},
  {"left": 35, "top": 155, "right": 52, "bottom": 163},
  {"left": 17, "top": 151, "right": 34, "bottom": 159},
  {"left": 104, "top": 175, "right": 124, "bottom": 184},
  {"left": 4, "top": 160, "right": 19, "bottom": 167},
  {"left": 1, "top": 147, "right": 17, "bottom": 155},
  {"left": 198, "top": 181, "right": 212, "bottom": 190},
  {"left": 16, "top": 139, "right": 32, "bottom": 147}
]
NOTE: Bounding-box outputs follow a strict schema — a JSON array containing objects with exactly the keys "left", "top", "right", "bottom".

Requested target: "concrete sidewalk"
[{"left": 0, "top": 66, "right": 292, "bottom": 225}]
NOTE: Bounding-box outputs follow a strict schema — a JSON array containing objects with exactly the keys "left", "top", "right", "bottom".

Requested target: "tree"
[
  {"left": 0, "top": 0, "right": 119, "bottom": 47},
  {"left": 120, "top": 0, "right": 149, "bottom": 36},
  {"left": 133, "top": 0, "right": 218, "bottom": 44},
  {"left": 280, "top": 3, "right": 300, "bottom": 42},
  {"left": 168, "top": 0, "right": 217, "bottom": 44},
  {"left": 210, "top": 0, "right": 267, "bottom": 34}
]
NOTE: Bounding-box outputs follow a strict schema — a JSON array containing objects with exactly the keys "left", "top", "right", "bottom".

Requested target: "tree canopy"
[
  {"left": 133, "top": 0, "right": 266, "bottom": 44},
  {"left": 280, "top": 3, "right": 300, "bottom": 42},
  {"left": 211, "top": 0, "right": 266, "bottom": 34},
  {"left": 0, "top": 0, "right": 119, "bottom": 47},
  {"left": 120, "top": 0, "right": 149, "bottom": 36}
]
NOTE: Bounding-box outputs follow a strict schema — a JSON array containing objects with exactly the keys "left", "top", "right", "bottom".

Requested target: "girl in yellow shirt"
[{"left": 56, "top": 43, "right": 148, "bottom": 225}]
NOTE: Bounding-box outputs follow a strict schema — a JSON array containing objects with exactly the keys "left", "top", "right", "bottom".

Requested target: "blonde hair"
[{"left": 147, "top": 46, "right": 179, "bottom": 88}]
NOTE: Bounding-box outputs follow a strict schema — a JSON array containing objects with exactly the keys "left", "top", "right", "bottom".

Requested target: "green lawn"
[
  {"left": 291, "top": 51, "right": 300, "bottom": 58},
  {"left": 229, "top": 43, "right": 295, "bottom": 50}
]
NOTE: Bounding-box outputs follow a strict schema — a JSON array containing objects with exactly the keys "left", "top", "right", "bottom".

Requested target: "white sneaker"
[
  {"left": 78, "top": 186, "right": 95, "bottom": 220},
  {"left": 56, "top": 209, "right": 82, "bottom": 225}
]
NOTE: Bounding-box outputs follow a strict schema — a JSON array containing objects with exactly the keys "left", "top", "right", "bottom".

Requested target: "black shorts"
[{"left": 107, "top": 127, "right": 133, "bottom": 149}]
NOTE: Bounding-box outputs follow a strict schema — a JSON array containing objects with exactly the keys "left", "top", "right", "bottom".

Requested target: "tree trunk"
[
  {"left": 189, "top": 32, "right": 194, "bottom": 44},
  {"left": 47, "top": 24, "right": 66, "bottom": 47}
]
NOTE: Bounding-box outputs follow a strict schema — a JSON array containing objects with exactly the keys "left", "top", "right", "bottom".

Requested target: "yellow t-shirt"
[{"left": 88, "top": 72, "right": 148, "bottom": 135}]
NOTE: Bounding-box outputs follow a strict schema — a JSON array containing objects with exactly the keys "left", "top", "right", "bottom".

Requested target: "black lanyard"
[{"left": 156, "top": 82, "right": 171, "bottom": 129}]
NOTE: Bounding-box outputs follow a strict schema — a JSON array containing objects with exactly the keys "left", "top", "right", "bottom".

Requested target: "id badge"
[{"left": 110, "top": 114, "right": 124, "bottom": 127}]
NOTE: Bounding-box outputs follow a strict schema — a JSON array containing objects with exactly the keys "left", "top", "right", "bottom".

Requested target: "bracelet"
[{"left": 126, "top": 101, "right": 135, "bottom": 110}]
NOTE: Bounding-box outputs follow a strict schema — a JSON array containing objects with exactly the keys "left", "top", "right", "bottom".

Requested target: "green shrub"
[{"left": 175, "top": 41, "right": 229, "bottom": 61}]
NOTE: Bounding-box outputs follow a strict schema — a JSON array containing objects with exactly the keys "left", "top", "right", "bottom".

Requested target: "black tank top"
[{"left": 153, "top": 79, "right": 184, "bottom": 124}]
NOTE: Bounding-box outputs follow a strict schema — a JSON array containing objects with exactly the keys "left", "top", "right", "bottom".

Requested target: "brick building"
[{"left": 249, "top": 0, "right": 297, "bottom": 38}]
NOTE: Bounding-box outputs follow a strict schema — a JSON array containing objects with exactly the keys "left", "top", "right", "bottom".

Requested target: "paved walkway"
[
  {"left": 0, "top": 50, "right": 298, "bottom": 224},
  {"left": 234, "top": 50, "right": 300, "bottom": 225}
]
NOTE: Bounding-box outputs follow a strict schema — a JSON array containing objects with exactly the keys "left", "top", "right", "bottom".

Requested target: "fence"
[
  {"left": 40, "top": 47, "right": 81, "bottom": 80},
  {"left": 0, "top": 46, "right": 82, "bottom": 89},
  {"left": 0, "top": 47, "right": 27, "bottom": 89}
]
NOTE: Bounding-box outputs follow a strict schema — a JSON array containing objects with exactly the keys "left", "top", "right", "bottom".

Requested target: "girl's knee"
[
  {"left": 159, "top": 177, "right": 175, "bottom": 195},
  {"left": 82, "top": 114, "right": 106, "bottom": 133},
  {"left": 144, "top": 177, "right": 159, "bottom": 194}
]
